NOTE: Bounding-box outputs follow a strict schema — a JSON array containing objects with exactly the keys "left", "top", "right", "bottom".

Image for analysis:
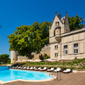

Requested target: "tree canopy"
[
  {"left": 7, "top": 21, "right": 51, "bottom": 58},
  {"left": 0, "top": 54, "right": 10, "bottom": 64},
  {"left": 68, "top": 15, "right": 84, "bottom": 31}
]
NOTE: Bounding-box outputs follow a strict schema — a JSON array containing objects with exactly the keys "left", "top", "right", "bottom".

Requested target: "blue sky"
[{"left": 0, "top": 0, "right": 85, "bottom": 58}]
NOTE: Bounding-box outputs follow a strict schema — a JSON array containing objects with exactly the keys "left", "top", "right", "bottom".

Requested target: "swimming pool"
[{"left": 0, "top": 66, "right": 54, "bottom": 83}]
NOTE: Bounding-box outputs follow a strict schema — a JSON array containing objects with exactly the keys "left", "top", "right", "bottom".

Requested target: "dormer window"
[{"left": 55, "top": 22, "right": 59, "bottom": 26}]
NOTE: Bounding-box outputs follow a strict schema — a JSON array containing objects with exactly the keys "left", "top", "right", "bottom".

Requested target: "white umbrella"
[
  {"left": 28, "top": 59, "right": 34, "bottom": 62},
  {"left": 44, "top": 58, "right": 56, "bottom": 62},
  {"left": 34, "top": 59, "right": 42, "bottom": 62},
  {"left": 58, "top": 58, "right": 72, "bottom": 61},
  {"left": 22, "top": 60, "right": 27, "bottom": 62}
]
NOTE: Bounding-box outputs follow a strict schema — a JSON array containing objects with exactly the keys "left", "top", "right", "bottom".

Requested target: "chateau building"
[
  {"left": 49, "top": 12, "right": 85, "bottom": 60},
  {"left": 11, "top": 12, "right": 85, "bottom": 63}
]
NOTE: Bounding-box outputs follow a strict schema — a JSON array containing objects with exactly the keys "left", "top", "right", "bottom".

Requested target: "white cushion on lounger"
[
  {"left": 38, "top": 67, "right": 41, "bottom": 70},
  {"left": 40, "top": 67, "right": 47, "bottom": 71},
  {"left": 30, "top": 67, "right": 34, "bottom": 70},
  {"left": 63, "top": 69, "right": 71, "bottom": 73},
  {"left": 50, "top": 68, "right": 54, "bottom": 70},
  {"left": 54, "top": 68, "right": 61, "bottom": 72},
  {"left": 15, "top": 66, "right": 18, "bottom": 68},
  {"left": 42, "top": 67, "right": 47, "bottom": 71},
  {"left": 18, "top": 66, "right": 21, "bottom": 69},
  {"left": 12, "top": 66, "right": 15, "bottom": 68},
  {"left": 33, "top": 67, "right": 36, "bottom": 70},
  {"left": 35, "top": 68, "right": 38, "bottom": 70},
  {"left": 47, "top": 68, "right": 54, "bottom": 71},
  {"left": 23, "top": 67, "right": 27, "bottom": 69},
  {"left": 27, "top": 66, "right": 30, "bottom": 69}
]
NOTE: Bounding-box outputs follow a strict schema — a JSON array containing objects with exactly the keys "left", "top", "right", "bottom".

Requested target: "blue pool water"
[
  {"left": 0, "top": 66, "right": 8, "bottom": 71},
  {"left": 0, "top": 66, "right": 53, "bottom": 82}
]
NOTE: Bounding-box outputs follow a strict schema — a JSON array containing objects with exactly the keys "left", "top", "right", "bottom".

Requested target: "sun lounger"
[
  {"left": 63, "top": 69, "right": 72, "bottom": 73},
  {"left": 47, "top": 68, "right": 54, "bottom": 72},
  {"left": 18, "top": 66, "right": 22, "bottom": 69},
  {"left": 35, "top": 67, "right": 41, "bottom": 70},
  {"left": 38, "top": 67, "right": 42, "bottom": 70},
  {"left": 30, "top": 67, "right": 34, "bottom": 70},
  {"left": 54, "top": 68, "right": 61, "bottom": 72},
  {"left": 33, "top": 67, "right": 37, "bottom": 70},
  {"left": 15, "top": 66, "right": 18, "bottom": 69},
  {"left": 35, "top": 68, "right": 38, "bottom": 70},
  {"left": 20, "top": 66, "right": 24, "bottom": 69},
  {"left": 23, "top": 67, "right": 27, "bottom": 69},
  {"left": 35, "top": 68, "right": 37, "bottom": 70},
  {"left": 40, "top": 67, "right": 47, "bottom": 71},
  {"left": 27, "top": 66, "right": 30, "bottom": 70},
  {"left": 12, "top": 66, "right": 15, "bottom": 69}
]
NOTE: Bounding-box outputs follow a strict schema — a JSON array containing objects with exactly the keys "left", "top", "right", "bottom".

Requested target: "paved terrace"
[{"left": 0, "top": 72, "right": 85, "bottom": 85}]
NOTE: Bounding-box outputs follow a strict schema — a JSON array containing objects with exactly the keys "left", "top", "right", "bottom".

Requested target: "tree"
[
  {"left": 68, "top": 15, "right": 85, "bottom": 31},
  {"left": 39, "top": 21, "right": 50, "bottom": 44},
  {"left": 0, "top": 54, "right": 10, "bottom": 64},
  {"left": 7, "top": 21, "right": 51, "bottom": 58}
]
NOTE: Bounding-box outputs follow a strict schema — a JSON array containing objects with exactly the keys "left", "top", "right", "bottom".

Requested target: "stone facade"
[{"left": 49, "top": 12, "right": 85, "bottom": 60}]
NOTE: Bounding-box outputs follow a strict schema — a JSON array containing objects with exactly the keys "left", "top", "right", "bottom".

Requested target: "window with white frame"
[
  {"left": 55, "top": 45, "right": 58, "bottom": 50},
  {"left": 74, "top": 43, "right": 78, "bottom": 53},
  {"left": 55, "top": 53, "right": 58, "bottom": 57},
  {"left": 64, "top": 45, "right": 68, "bottom": 54}
]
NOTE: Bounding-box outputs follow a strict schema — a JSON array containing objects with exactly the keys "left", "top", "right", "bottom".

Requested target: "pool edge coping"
[{"left": 0, "top": 76, "right": 56, "bottom": 84}]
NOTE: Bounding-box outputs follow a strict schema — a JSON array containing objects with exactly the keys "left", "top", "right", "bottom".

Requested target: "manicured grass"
[{"left": 12, "top": 58, "right": 85, "bottom": 70}]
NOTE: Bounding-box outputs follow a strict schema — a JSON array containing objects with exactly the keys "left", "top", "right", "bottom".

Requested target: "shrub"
[
  {"left": 12, "top": 58, "right": 85, "bottom": 70},
  {"left": 75, "top": 57, "right": 77, "bottom": 60},
  {"left": 43, "top": 56, "right": 50, "bottom": 60},
  {"left": 39, "top": 54, "right": 44, "bottom": 61}
]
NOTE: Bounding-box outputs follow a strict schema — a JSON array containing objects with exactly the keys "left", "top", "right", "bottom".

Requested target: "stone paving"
[{"left": 0, "top": 72, "right": 85, "bottom": 85}]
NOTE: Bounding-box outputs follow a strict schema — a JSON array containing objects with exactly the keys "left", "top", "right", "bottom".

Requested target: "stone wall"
[
  {"left": 18, "top": 56, "right": 28, "bottom": 61},
  {"left": 17, "top": 44, "right": 50, "bottom": 61},
  {"left": 61, "top": 31, "right": 85, "bottom": 59}
]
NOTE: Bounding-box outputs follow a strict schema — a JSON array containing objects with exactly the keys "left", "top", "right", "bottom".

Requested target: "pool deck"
[{"left": 0, "top": 72, "right": 85, "bottom": 85}]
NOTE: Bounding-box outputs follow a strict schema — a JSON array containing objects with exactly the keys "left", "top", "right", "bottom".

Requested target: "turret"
[
  {"left": 49, "top": 12, "right": 62, "bottom": 44},
  {"left": 54, "top": 12, "right": 61, "bottom": 42},
  {"left": 11, "top": 50, "right": 17, "bottom": 63},
  {"left": 55, "top": 25, "right": 61, "bottom": 42}
]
